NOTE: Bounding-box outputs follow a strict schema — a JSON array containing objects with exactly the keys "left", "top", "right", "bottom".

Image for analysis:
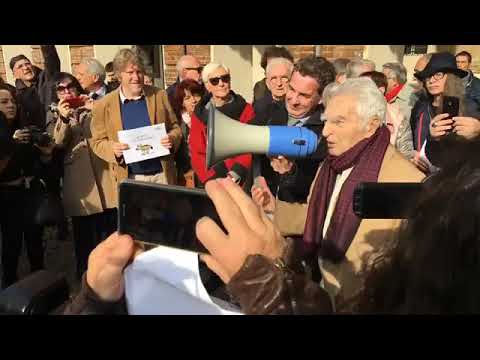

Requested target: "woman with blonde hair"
[{"left": 189, "top": 63, "right": 255, "bottom": 187}]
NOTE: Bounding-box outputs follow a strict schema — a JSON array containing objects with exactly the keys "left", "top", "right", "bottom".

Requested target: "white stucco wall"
[{"left": 93, "top": 45, "right": 132, "bottom": 68}]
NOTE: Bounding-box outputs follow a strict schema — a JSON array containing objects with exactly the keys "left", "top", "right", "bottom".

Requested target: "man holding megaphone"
[{"left": 252, "top": 56, "right": 335, "bottom": 207}]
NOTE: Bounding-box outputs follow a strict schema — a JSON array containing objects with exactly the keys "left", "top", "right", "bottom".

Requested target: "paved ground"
[{"left": 17, "top": 222, "right": 81, "bottom": 294}]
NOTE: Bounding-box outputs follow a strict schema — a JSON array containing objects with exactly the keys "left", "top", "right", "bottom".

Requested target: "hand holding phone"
[
  {"left": 430, "top": 113, "right": 454, "bottom": 140},
  {"left": 118, "top": 180, "right": 222, "bottom": 254},
  {"left": 442, "top": 96, "right": 460, "bottom": 119},
  {"left": 65, "top": 96, "right": 86, "bottom": 109}
]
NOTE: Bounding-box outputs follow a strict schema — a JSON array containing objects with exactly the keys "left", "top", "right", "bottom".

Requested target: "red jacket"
[{"left": 189, "top": 95, "right": 255, "bottom": 184}]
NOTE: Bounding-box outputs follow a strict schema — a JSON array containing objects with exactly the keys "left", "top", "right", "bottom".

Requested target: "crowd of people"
[{"left": 2, "top": 45, "right": 480, "bottom": 314}]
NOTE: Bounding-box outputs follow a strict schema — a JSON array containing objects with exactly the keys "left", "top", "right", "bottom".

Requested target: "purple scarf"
[{"left": 303, "top": 126, "right": 391, "bottom": 263}]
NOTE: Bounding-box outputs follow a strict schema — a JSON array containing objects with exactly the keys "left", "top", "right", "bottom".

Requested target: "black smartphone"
[
  {"left": 353, "top": 182, "right": 423, "bottom": 219},
  {"left": 118, "top": 180, "right": 222, "bottom": 253},
  {"left": 443, "top": 96, "right": 460, "bottom": 119}
]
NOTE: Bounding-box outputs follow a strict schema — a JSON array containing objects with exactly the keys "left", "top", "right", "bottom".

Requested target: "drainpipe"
[{"left": 315, "top": 45, "right": 321, "bottom": 56}]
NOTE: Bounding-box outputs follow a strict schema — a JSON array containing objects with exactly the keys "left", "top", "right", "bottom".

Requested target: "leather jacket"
[
  {"left": 64, "top": 238, "right": 333, "bottom": 315},
  {"left": 227, "top": 238, "right": 333, "bottom": 315}
]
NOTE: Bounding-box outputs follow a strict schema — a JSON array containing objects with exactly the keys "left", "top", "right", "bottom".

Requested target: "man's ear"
[{"left": 366, "top": 116, "right": 381, "bottom": 134}]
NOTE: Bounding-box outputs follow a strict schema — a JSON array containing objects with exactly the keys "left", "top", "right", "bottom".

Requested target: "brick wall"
[
  {"left": 163, "top": 45, "right": 210, "bottom": 87},
  {"left": 0, "top": 46, "right": 6, "bottom": 82},
  {"left": 285, "top": 45, "right": 365, "bottom": 62},
  {"left": 286, "top": 45, "right": 316, "bottom": 62},
  {"left": 69, "top": 45, "right": 95, "bottom": 75},
  {"left": 31, "top": 45, "right": 46, "bottom": 70}
]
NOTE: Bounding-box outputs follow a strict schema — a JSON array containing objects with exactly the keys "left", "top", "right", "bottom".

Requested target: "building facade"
[{"left": 1, "top": 45, "right": 479, "bottom": 103}]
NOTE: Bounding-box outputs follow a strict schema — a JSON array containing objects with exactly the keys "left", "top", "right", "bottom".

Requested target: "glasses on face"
[
  {"left": 270, "top": 76, "right": 289, "bottom": 84},
  {"left": 56, "top": 83, "right": 76, "bottom": 93},
  {"left": 209, "top": 74, "right": 231, "bottom": 86},
  {"left": 426, "top": 72, "right": 445, "bottom": 82},
  {"left": 185, "top": 66, "right": 203, "bottom": 73},
  {"left": 15, "top": 62, "right": 32, "bottom": 71}
]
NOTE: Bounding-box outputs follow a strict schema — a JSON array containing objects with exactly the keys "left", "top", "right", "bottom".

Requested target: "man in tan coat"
[
  {"left": 91, "top": 49, "right": 182, "bottom": 207},
  {"left": 254, "top": 77, "right": 425, "bottom": 310}
]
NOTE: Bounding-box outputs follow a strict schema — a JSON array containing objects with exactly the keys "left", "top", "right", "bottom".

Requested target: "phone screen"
[
  {"left": 66, "top": 96, "right": 85, "bottom": 109},
  {"left": 353, "top": 182, "right": 423, "bottom": 219},
  {"left": 443, "top": 96, "right": 459, "bottom": 119},
  {"left": 118, "top": 180, "right": 222, "bottom": 253}
]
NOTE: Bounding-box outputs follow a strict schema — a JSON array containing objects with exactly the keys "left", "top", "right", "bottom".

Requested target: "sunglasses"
[
  {"left": 209, "top": 74, "right": 231, "bottom": 86},
  {"left": 56, "top": 83, "right": 76, "bottom": 92},
  {"left": 185, "top": 66, "right": 203, "bottom": 73}
]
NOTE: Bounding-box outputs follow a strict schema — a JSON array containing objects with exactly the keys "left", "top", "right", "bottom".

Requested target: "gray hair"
[
  {"left": 266, "top": 57, "right": 294, "bottom": 78},
  {"left": 201, "top": 63, "right": 230, "bottom": 84},
  {"left": 329, "top": 77, "right": 387, "bottom": 127},
  {"left": 382, "top": 62, "right": 407, "bottom": 84},
  {"left": 346, "top": 58, "right": 376, "bottom": 78},
  {"left": 332, "top": 58, "right": 350, "bottom": 76},
  {"left": 176, "top": 55, "right": 200, "bottom": 75},
  {"left": 322, "top": 82, "right": 340, "bottom": 107},
  {"left": 80, "top": 58, "right": 106, "bottom": 84}
]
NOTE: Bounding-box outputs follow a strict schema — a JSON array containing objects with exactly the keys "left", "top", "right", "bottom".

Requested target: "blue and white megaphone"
[{"left": 206, "top": 102, "right": 319, "bottom": 168}]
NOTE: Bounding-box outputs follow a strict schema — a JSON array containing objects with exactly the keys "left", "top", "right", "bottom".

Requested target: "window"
[{"left": 404, "top": 45, "right": 428, "bottom": 55}]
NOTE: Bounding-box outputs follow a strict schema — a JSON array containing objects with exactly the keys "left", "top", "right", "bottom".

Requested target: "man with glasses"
[
  {"left": 166, "top": 55, "right": 204, "bottom": 105},
  {"left": 10, "top": 45, "right": 61, "bottom": 129},
  {"left": 10, "top": 47, "right": 65, "bottom": 246},
  {"left": 252, "top": 56, "right": 334, "bottom": 222},
  {"left": 251, "top": 57, "right": 294, "bottom": 196}
]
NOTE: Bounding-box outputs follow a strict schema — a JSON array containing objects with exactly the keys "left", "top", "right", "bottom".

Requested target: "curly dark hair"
[
  {"left": 355, "top": 140, "right": 480, "bottom": 314},
  {"left": 360, "top": 71, "right": 388, "bottom": 91},
  {"left": 294, "top": 56, "right": 336, "bottom": 96},
  {"left": 105, "top": 61, "right": 114, "bottom": 73},
  {"left": 260, "top": 46, "right": 294, "bottom": 70},
  {"left": 172, "top": 79, "right": 205, "bottom": 118}
]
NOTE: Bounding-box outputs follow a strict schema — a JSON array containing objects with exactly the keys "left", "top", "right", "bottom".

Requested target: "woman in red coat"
[{"left": 189, "top": 63, "right": 255, "bottom": 187}]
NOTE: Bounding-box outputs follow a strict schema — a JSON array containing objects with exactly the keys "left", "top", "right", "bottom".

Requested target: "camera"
[
  {"left": 48, "top": 103, "right": 59, "bottom": 114},
  {"left": 24, "top": 126, "right": 52, "bottom": 147}
]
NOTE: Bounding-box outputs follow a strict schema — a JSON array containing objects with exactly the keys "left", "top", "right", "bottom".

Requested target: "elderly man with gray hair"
[
  {"left": 346, "top": 58, "right": 376, "bottom": 78},
  {"left": 161, "top": 77, "right": 425, "bottom": 314},
  {"left": 166, "top": 54, "right": 204, "bottom": 104},
  {"left": 76, "top": 58, "right": 110, "bottom": 100},
  {"left": 62, "top": 77, "right": 424, "bottom": 315},
  {"left": 253, "top": 57, "right": 294, "bottom": 125}
]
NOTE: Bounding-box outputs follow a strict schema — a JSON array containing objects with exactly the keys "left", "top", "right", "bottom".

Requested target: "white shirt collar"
[
  {"left": 119, "top": 86, "right": 145, "bottom": 104},
  {"left": 89, "top": 84, "right": 107, "bottom": 99}
]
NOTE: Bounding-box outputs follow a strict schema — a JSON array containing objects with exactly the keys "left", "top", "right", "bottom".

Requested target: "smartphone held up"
[
  {"left": 118, "top": 180, "right": 223, "bottom": 254},
  {"left": 65, "top": 96, "right": 86, "bottom": 109}
]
